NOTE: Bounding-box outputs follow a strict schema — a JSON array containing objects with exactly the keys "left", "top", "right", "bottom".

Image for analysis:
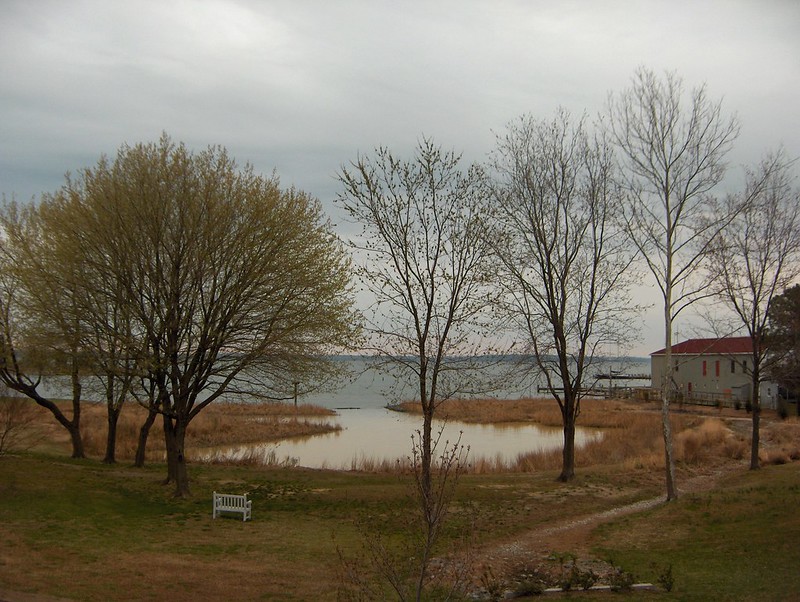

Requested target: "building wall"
[
  {"left": 652, "top": 353, "right": 749, "bottom": 397},
  {"left": 651, "top": 353, "right": 779, "bottom": 409}
]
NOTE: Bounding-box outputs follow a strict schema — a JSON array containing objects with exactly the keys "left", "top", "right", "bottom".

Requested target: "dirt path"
[
  {"left": 463, "top": 463, "right": 741, "bottom": 596},
  {"left": 0, "top": 588, "right": 73, "bottom": 602}
]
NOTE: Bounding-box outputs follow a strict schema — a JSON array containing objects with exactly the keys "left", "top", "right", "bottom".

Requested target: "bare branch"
[{"left": 608, "top": 66, "right": 739, "bottom": 499}]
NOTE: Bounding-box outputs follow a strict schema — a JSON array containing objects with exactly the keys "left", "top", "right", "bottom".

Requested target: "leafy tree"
[
  {"left": 706, "top": 150, "right": 800, "bottom": 468},
  {"left": 337, "top": 138, "right": 496, "bottom": 596},
  {"left": 34, "top": 195, "right": 142, "bottom": 464},
  {"left": 608, "top": 67, "right": 739, "bottom": 499},
  {"left": 19, "top": 135, "right": 357, "bottom": 495},
  {"left": 491, "top": 109, "right": 637, "bottom": 482},
  {"left": 0, "top": 202, "right": 87, "bottom": 458}
]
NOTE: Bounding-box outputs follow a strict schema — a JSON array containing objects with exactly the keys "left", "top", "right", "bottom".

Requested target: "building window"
[
  {"left": 715, "top": 361, "right": 720, "bottom": 377},
  {"left": 702, "top": 360, "right": 707, "bottom": 376},
  {"left": 743, "top": 360, "right": 747, "bottom": 373},
  {"left": 674, "top": 360, "right": 679, "bottom": 372},
  {"left": 731, "top": 360, "right": 736, "bottom": 374}
]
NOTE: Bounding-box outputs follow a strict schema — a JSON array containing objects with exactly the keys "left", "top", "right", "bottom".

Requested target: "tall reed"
[
  {"left": 78, "top": 400, "right": 340, "bottom": 461},
  {"left": 48, "top": 396, "right": 800, "bottom": 473}
]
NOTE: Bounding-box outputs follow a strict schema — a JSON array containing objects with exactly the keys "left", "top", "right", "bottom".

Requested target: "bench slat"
[{"left": 212, "top": 491, "right": 252, "bottom": 522}]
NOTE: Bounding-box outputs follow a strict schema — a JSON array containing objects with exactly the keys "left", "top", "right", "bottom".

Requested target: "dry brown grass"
[
  {"left": 397, "top": 396, "right": 666, "bottom": 428},
  {"left": 397, "top": 397, "right": 795, "bottom": 474},
  {"left": 396, "top": 397, "right": 565, "bottom": 426},
  {"left": 32, "top": 395, "right": 800, "bottom": 475},
  {"left": 760, "top": 416, "right": 800, "bottom": 464},
  {"left": 510, "top": 409, "right": 669, "bottom": 473},
  {"left": 78, "top": 400, "right": 339, "bottom": 461},
  {"left": 675, "top": 417, "right": 747, "bottom": 464}
]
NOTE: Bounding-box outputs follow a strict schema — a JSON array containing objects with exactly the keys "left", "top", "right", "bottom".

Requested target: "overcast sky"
[{"left": 1, "top": 0, "right": 799, "bottom": 355}]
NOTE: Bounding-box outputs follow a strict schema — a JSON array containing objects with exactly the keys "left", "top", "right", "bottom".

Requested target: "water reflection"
[{"left": 194, "top": 408, "right": 600, "bottom": 470}]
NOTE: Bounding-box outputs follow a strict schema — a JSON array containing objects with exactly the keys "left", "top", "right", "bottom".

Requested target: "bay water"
[
  {"left": 198, "top": 355, "right": 650, "bottom": 469},
  {"left": 36, "top": 355, "right": 650, "bottom": 469}
]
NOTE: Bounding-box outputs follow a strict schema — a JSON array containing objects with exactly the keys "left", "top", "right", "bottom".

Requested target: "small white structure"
[{"left": 212, "top": 491, "right": 252, "bottom": 521}]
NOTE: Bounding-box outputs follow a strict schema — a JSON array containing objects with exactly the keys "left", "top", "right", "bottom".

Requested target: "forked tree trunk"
[
  {"left": 163, "top": 414, "right": 190, "bottom": 497},
  {"left": 134, "top": 407, "right": 158, "bottom": 468}
]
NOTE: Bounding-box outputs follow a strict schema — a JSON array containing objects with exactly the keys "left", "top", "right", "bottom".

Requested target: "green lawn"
[
  {"left": 590, "top": 464, "right": 800, "bottom": 601},
  {"left": 1, "top": 452, "right": 798, "bottom": 600}
]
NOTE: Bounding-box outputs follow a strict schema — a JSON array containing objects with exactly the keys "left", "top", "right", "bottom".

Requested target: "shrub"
[
  {"left": 657, "top": 564, "right": 674, "bottom": 592},
  {"left": 575, "top": 567, "right": 599, "bottom": 591},
  {"left": 0, "top": 397, "right": 40, "bottom": 455},
  {"left": 479, "top": 566, "right": 506, "bottom": 601},
  {"left": 608, "top": 566, "right": 635, "bottom": 592}
]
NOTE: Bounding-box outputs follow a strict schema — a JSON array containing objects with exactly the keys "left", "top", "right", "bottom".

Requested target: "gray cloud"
[{"left": 1, "top": 0, "right": 798, "bottom": 353}]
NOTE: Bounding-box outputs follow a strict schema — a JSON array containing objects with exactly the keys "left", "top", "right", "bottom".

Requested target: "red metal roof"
[{"left": 650, "top": 336, "right": 753, "bottom": 356}]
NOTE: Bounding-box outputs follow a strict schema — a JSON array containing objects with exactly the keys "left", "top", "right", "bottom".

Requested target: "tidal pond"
[{"left": 194, "top": 407, "right": 601, "bottom": 469}]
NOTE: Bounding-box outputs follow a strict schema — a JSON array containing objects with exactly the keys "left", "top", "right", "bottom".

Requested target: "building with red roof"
[{"left": 650, "top": 337, "right": 778, "bottom": 408}]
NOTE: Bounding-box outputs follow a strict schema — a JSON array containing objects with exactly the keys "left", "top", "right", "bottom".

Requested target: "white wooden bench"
[{"left": 212, "top": 491, "right": 252, "bottom": 521}]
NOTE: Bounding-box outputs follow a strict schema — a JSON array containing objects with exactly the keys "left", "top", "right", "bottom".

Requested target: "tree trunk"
[
  {"left": 163, "top": 414, "right": 190, "bottom": 497},
  {"left": 64, "top": 353, "right": 84, "bottom": 459},
  {"left": 134, "top": 407, "right": 157, "bottom": 468},
  {"left": 415, "top": 394, "right": 434, "bottom": 602},
  {"left": 67, "top": 420, "right": 84, "bottom": 459},
  {"left": 420, "top": 409, "right": 433, "bottom": 505},
  {"left": 662, "top": 301, "right": 678, "bottom": 500},
  {"left": 558, "top": 419, "right": 576, "bottom": 482},
  {"left": 750, "top": 365, "right": 761, "bottom": 470},
  {"left": 103, "top": 405, "right": 121, "bottom": 464},
  {"left": 1, "top": 381, "right": 85, "bottom": 458},
  {"left": 661, "top": 399, "right": 677, "bottom": 499},
  {"left": 750, "top": 402, "right": 761, "bottom": 470},
  {"left": 558, "top": 394, "right": 576, "bottom": 482}
]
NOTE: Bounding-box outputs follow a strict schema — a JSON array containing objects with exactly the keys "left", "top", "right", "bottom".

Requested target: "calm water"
[
  {"left": 194, "top": 407, "right": 602, "bottom": 469},
  {"left": 40, "top": 355, "right": 649, "bottom": 470},
  {"left": 289, "top": 355, "right": 651, "bottom": 411},
  {"left": 192, "top": 356, "right": 648, "bottom": 469}
]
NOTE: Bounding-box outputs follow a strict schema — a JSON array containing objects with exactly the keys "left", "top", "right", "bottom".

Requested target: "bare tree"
[
  {"left": 337, "top": 138, "right": 496, "bottom": 596},
  {"left": 608, "top": 67, "right": 740, "bottom": 499},
  {"left": 491, "top": 109, "right": 637, "bottom": 482},
  {"left": 706, "top": 150, "right": 800, "bottom": 469},
  {"left": 337, "top": 430, "right": 471, "bottom": 601},
  {"left": 28, "top": 135, "right": 357, "bottom": 496}
]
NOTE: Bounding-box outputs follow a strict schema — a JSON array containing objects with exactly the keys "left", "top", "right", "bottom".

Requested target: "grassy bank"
[
  {"left": 590, "top": 463, "right": 800, "bottom": 600},
  {"left": 1, "top": 449, "right": 799, "bottom": 600},
  {"left": 2, "top": 399, "right": 800, "bottom": 600}
]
